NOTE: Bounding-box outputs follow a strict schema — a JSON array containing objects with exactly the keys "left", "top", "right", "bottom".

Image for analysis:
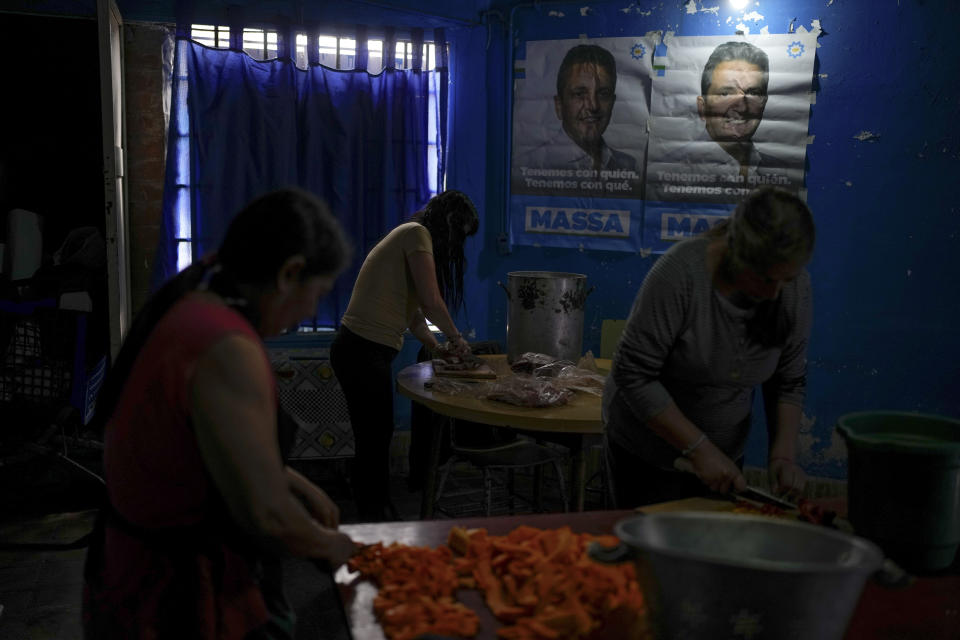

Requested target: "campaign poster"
[
  {"left": 509, "top": 36, "right": 656, "bottom": 252},
  {"left": 644, "top": 33, "right": 818, "bottom": 252}
]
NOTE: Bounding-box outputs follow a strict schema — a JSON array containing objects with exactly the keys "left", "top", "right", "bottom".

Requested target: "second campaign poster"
[{"left": 509, "top": 32, "right": 818, "bottom": 253}]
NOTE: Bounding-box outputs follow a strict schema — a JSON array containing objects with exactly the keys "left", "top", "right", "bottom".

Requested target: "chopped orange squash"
[{"left": 346, "top": 526, "right": 648, "bottom": 640}]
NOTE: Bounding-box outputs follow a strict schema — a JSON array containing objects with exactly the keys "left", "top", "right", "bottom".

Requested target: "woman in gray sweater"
[{"left": 603, "top": 186, "right": 814, "bottom": 507}]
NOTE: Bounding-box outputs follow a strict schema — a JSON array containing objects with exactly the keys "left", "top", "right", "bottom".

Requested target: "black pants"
[
  {"left": 605, "top": 437, "right": 744, "bottom": 508},
  {"left": 330, "top": 326, "right": 398, "bottom": 521}
]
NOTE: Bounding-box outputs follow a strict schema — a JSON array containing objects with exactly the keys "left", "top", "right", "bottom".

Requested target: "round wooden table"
[{"left": 395, "top": 354, "right": 609, "bottom": 517}]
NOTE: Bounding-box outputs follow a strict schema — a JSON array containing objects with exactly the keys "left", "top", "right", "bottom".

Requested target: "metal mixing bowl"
[{"left": 589, "top": 512, "right": 884, "bottom": 640}]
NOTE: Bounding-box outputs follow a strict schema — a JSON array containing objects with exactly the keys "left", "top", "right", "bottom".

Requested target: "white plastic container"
[{"left": 7, "top": 208, "right": 43, "bottom": 281}]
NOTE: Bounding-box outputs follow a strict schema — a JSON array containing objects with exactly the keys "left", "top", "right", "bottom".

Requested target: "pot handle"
[
  {"left": 587, "top": 540, "right": 633, "bottom": 565},
  {"left": 585, "top": 285, "right": 597, "bottom": 297},
  {"left": 497, "top": 281, "right": 511, "bottom": 300},
  {"left": 872, "top": 558, "right": 912, "bottom": 589}
]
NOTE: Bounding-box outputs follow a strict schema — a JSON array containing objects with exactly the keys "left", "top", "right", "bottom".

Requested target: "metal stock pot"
[
  {"left": 498, "top": 271, "right": 594, "bottom": 364},
  {"left": 589, "top": 512, "right": 886, "bottom": 640}
]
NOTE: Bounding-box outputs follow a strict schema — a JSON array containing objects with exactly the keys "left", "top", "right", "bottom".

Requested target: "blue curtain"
[{"left": 154, "top": 27, "right": 444, "bottom": 327}]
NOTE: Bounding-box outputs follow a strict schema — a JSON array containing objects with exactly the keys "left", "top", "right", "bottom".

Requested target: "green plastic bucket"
[{"left": 836, "top": 411, "right": 960, "bottom": 573}]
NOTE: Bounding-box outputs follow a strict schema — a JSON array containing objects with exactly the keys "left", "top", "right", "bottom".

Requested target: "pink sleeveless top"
[{"left": 91, "top": 294, "right": 274, "bottom": 638}]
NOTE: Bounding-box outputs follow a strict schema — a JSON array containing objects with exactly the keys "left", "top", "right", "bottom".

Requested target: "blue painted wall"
[
  {"left": 11, "top": 0, "right": 957, "bottom": 477},
  {"left": 443, "top": 0, "right": 960, "bottom": 478}
]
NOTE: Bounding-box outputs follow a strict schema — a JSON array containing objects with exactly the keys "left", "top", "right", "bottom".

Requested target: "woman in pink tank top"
[{"left": 84, "top": 188, "right": 355, "bottom": 639}]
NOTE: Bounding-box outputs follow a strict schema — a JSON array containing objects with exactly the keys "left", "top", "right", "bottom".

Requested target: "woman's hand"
[
  {"left": 448, "top": 334, "right": 471, "bottom": 357},
  {"left": 287, "top": 468, "right": 354, "bottom": 567},
  {"left": 768, "top": 457, "right": 807, "bottom": 498},
  {"left": 318, "top": 530, "right": 357, "bottom": 569},
  {"left": 287, "top": 467, "right": 340, "bottom": 528},
  {"left": 688, "top": 441, "right": 747, "bottom": 494}
]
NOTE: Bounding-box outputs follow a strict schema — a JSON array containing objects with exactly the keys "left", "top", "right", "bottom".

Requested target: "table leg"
[
  {"left": 419, "top": 415, "right": 446, "bottom": 519},
  {"left": 570, "top": 438, "right": 587, "bottom": 512}
]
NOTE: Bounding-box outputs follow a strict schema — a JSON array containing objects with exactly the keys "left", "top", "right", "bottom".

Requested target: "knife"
[
  {"left": 737, "top": 484, "right": 798, "bottom": 511},
  {"left": 673, "top": 457, "right": 797, "bottom": 510},
  {"left": 311, "top": 559, "right": 355, "bottom": 640}
]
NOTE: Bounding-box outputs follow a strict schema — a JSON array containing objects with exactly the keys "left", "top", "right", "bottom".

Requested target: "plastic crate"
[
  {"left": 79, "top": 355, "right": 107, "bottom": 425},
  {"left": 0, "top": 298, "right": 106, "bottom": 424}
]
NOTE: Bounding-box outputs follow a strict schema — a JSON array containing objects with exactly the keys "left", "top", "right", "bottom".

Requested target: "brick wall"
[{"left": 122, "top": 23, "right": 171, "bottom": 318}]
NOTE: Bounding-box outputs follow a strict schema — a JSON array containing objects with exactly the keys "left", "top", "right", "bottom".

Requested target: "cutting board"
[
  {"left": 431, "top": 359, "right": 498, "bottom": 379},
  {"left": 638, "top": 496, "right": 737, "bottom": 514},
  {"left": 637, "top": 495, "right": 851, "bottom": 532}
]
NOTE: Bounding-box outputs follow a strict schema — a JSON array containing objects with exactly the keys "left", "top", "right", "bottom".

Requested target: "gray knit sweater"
[{"left": 603, "top": 235, "right": 811, "bottom": 468}]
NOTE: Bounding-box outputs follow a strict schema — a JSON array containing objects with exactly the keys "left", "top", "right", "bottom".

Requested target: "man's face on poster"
[
  {"left": 697, "top": 59, "right": 768, "bottom": 143},
  {"left": 554, "top": 62, "right": 616, "bottom": 152}
]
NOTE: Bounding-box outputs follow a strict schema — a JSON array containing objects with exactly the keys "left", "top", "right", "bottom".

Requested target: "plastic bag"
[
  {"left": 425, "top": 377, "right": 492, "bottom": 398},
  {"left": 483, "top": 376, "right": 572, "bottom": 408},
  {"left": 510, "top": 352, "right": 576, "bottom": 376},
  {"left": 576, "top": 350, "right": 598, "bottom": 372},
  {"left": 553, "top": 365, "right": 607, "bottom": 396}
]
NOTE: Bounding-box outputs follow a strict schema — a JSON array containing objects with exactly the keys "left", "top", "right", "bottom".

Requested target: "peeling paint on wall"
[
  {"left": 495, "top": 0, "right": 959, "bottom": 481},
  {"left": 548, "top": 10, "right": 565, "bottom": 17},
  {"left": 853, "top": 130, "right": 881, "bottom": 142},
  {"left": 741, "top": 11, "right": 765, "bottom": 22},
  {"left": 580, "top": 6, "right": 593, "bottom": 17},
  {"left": 797, "top": 414, "right": 848, "bottom": 468},
  {"left": 685, "top": 1, "right": 719, "bottom": 15}
]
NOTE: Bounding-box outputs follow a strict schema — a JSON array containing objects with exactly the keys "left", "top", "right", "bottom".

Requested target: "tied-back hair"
[
  {"left": 410, "top": 189, "right": 479, "bottom": 312},
  {"left": 707, "top": 186, "right": 815, "bottom": 346},
  {"left": 90, "top": 187, "right": 351, "bottom": 435}
]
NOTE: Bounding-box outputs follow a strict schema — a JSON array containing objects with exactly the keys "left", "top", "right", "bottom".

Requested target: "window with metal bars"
[
  {"left": 170, "top": 26, "right": 444, "bottom": 331},
  {"left": 189, "top": 25, "right": 438, "bottom": 73}
]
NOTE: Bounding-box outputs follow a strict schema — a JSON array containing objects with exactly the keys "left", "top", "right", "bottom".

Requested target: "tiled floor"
[{"left": 0, "top": 442, "right": 590, "bottom": 639}]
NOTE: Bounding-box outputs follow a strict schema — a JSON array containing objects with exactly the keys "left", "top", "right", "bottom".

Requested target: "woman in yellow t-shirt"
[{"left": 331, "top": 189, "right": 479, "bottom": 521}]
